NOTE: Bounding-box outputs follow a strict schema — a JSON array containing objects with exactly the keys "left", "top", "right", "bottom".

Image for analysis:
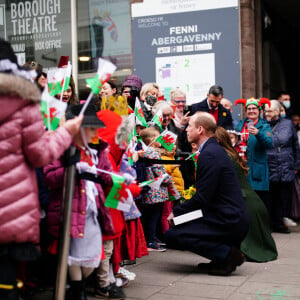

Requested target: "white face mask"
[{"left": 283, "top": 101, "right": 291, "bottom": 109}]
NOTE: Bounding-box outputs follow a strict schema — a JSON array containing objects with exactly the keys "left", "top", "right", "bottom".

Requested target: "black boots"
[{"left": 67, "top": 280, "right": 87, "bottom": 300}]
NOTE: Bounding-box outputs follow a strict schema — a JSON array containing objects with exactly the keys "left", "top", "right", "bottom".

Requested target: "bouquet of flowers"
[{"left": 181, "top": 185, "right": 196, "bottom": 203}]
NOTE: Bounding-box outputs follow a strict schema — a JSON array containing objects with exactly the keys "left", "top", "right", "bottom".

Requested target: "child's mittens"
[{"left": 123, "top": 173, "right": 135, "bottom": 185}]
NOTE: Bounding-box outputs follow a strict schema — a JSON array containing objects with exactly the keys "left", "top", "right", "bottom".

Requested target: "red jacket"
[{"left": 0, "top": 73, "right": 73, "bottom": 244}]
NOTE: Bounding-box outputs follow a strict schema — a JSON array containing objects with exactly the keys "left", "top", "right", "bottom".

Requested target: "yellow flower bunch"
[{"left": 181, "top": 185, "right": 196, "bottom": 202}]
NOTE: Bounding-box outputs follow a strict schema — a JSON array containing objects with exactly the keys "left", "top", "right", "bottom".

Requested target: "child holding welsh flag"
[
  {"left": 43, "top": 103, "right": 113, "bottom": 300},
  {"left": 139, "top": 127, "right": 175, "bottom": 252}
]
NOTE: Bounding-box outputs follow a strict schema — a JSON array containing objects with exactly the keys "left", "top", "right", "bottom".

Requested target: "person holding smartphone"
[
  {"left": 234, "top": 98, "right": 273, "bottom": 210},
  {"left": 169, "top": 88, "right": 191, "bottom": 131}
]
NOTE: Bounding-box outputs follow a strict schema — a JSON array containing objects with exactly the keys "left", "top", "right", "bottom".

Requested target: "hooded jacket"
[
  {"left": 44, "top": 142, "right": 113, "bottom": 239},
  {"left": 0, "top": 73, "right": 73, "bottom": 244}
]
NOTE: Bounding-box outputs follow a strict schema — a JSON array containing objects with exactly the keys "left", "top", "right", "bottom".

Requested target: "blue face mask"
[
  {"left": 283, "top": 101, "right": 291, "bottom": 109},
  {"left": 281, "top": 114, "right": 286, "bottom": 118}
]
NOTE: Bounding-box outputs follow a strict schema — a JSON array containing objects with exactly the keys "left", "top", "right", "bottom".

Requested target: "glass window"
[
  {"left": 77, "top": 0, "right": 133, "bottom": 99},
  {"left": 1, "top": 0, "right": 72, "bottom": 68}
]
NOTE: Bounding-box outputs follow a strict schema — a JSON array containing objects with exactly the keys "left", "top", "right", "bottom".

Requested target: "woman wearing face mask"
[
  {"left": 140, "top": 82, "right": 159, "bottom": 122},
  {"left": 265, "top": 100, "right": 300, "bottom": 233}
]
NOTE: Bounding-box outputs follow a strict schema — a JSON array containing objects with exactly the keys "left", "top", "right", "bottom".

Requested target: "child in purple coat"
[{"left": 44, "top": 104, "right": 113, "bottom": 300}]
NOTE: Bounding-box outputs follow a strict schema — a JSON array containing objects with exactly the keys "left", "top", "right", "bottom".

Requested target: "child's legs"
[
  {"left": 143, "top": 203, "right": 163, "bottom": 244},
  {"left": 0, "top": 255, "right": 18, "bottom": 299},
  {"left": 95, "top": 240, "right": 114, "bottom": 288},
  {"left": 68, "top": 265, "right": 82, "bottom": 281},
  {"left": 161, "top": 201, "right": 174, "bottom": 234}
]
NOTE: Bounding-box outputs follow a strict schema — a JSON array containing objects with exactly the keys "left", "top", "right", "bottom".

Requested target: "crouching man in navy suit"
[{"left": 165, "top": 112, "right": 249, "bottom": 276}]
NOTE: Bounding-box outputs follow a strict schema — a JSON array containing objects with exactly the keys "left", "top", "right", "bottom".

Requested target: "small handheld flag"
[
  {"left": 105, "top": 173, "right": 133, "bottom": 212},
  {"left": 134, "top": 98, "right": 148, "bottom": 127},
  {"left": 151, "top": 109, "right": 163, "bottom": 131},
  {"left": 47, "top": 62, "right": 72, "bottom": 97},
  {"left": 155, "top": 130, "right": 177, "bottom": 152},
  {"left": 41, "top": 90, "right": 67, "bottom": 131},
  {"left": 85, "top": 58, "right": 117, "bottom": 95}
]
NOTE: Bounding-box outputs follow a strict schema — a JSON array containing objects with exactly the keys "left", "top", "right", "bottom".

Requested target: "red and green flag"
[
  {"left": 151, "top": 109, "right": 163, "bottom": 131},
  {"left": 186, "top": 151, "right": 199, "bottom": 170},
  {"left": 155, "top": 130, "right": 177, "bottom": 152},
  {"left": 134, "top": 99, "right": 148, "bottom": 127},
  {"left": 105, "top": 173, "right": 133, "bottom": 212},
  {"left": 40, "top": 90, "right": 67, "bottom": 130},
  {"left": 47, "top": 62, "right": 72, "bottom": 96},
  {"left": 85, "top": 58, "right": 116, "bottom": 94},
  {"left": 138, "top": 174, "right": 169, "bottom": 190}
]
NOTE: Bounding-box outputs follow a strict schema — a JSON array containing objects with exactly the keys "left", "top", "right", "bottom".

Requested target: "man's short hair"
[
  {"left": 193, "top": 112, "right": 217, "bottom": 135},
  {"left": 208, "top": 85, "right": 223, "bottom": 97}
]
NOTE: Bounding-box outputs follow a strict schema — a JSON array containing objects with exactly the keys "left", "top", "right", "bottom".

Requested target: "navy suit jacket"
[
  {"left": 191, "top": 99, "right": 233, "bottom": 129},
  {"left": 173, "top": 138, "right": 248, "bottom": 228}
]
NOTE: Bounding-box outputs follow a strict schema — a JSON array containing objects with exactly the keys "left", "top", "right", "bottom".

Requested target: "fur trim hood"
[
  {"left": 0, "top": 73, "right": 41, "bottom": 123},
  {"left": 0, "top": 73, "right": 41, "bottom": 102}
]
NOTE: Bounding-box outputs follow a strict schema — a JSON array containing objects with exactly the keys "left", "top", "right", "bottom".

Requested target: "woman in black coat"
[{"left": 265, "top": 100, "right": 300, "bottom": 233}]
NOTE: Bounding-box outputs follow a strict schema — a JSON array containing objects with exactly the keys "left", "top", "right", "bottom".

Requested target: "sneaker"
[
  {"left": 115, "top": 277, "right": 130, "bottom": 288},
  {"left": 116, "top": 267, "right": 136, "bottom": 281},
  {"left": 283, "top": 217, "right": 297, "bottom": 227},
  {"left": 95, "top": 283, "right": 126, "bottom": 299},
  {"left": 147, "top": 242, "right": 167, "bottom": 252},
  {"left": 156, "top": 239, "right": 166, "bottom": 246}
]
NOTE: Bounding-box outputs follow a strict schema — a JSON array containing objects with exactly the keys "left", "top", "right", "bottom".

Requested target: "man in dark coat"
[
  {"left": 165, "top": 112, "right": 249, "bottom": 276},
  {"left": 191, "top": 85, "right": 233, "bottom": 129}
]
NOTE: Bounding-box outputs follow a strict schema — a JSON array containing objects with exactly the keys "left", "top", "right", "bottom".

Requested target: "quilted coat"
[
  {"left": 44, "top": 142, "right": 113, "bottom": 239},
  {"left": 0, "top": 73, "right": 73, "bottom": 244},
  {"left": 267, "top": 117, "right": 300, "bottom": 182}
]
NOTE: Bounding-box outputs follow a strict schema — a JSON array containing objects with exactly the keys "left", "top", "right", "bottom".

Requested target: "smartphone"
[
  {"left": 183, "top": 105, "right": 191, "bottom": 115},
  {"left": 247, "top": 120, "right": 254, "bottom": 129}
]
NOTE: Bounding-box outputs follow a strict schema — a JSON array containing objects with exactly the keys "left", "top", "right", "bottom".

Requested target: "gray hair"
[
  {"left": 151, "top": 100, "right": 173, "bottom": 116},
  {"left": 270, "top": 99, "right": 281, "bottom": 113}
]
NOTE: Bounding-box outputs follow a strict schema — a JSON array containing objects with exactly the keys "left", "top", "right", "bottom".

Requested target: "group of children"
[{"left": 38, "top": 102, "right": 185, "bottom": 300}]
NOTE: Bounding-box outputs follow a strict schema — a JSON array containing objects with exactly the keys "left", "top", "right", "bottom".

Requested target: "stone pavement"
[{"left": 34, "top": 226, "right": 300, "bottom": 300}]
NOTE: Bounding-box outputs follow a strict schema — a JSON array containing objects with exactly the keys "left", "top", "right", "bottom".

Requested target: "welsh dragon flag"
[
  {"left": 105, "top": 173, "right": 133, "bottom": 212},
  {"left": 134, "top": 99, "right": 148, "bottom": 127},
  {"left": 191, "top": 151, "right": 199, "bottom": 169},
  {"left": 151, "top": 109, "right": 163, "bottom": 131},
  {"left": 40, "top": 90, "right": 67, "bottom": 131},
  {"left": 47, "top": 62, "right": 72, "bottom": 96},
  {"left": 85, "top": 58, "right": 116, "bottom": 94},
  {"left": 155, "top": 130, "right": 177, "bottom": 151}
]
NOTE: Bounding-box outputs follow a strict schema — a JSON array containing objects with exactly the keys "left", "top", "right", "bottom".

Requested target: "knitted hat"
[
  {"left": 0, "top": 38, "right": 36, "bottom": 80},
  {"left": 66, "top": 103, "right": 105, "bottom": 128},
  {"left": 122, "top": 74, "right": 143, "bottom": 90}
]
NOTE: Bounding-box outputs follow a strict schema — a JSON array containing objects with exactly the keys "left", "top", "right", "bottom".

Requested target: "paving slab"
[{"left": 32, "top": 226, "right": 300, "bottom": 300}]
